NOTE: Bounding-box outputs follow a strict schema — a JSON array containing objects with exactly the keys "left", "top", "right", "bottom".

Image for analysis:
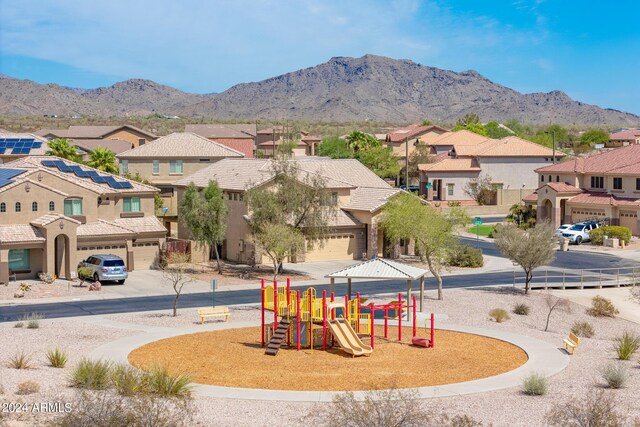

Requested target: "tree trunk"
[
  {"left": 173, "top": 292, "right": 179, "bottom": 317},
  {"left": 525, "top": 270, "right": 532, "bottom": 294},
  {"left": 425, "top": 257, "right": 443, "bottom": 300},
  {"left": 212, "top": 242, "right": 223, "bottom": 274}
]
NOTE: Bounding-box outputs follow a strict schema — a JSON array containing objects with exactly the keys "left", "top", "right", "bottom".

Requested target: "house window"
[
  {"left": 548, "top": 175, "right": 551, "bottom": 183},
  {"left": 227, "top": 193, "right": 232, "bottom": 200},
  {"left": 32, "top": 202, "right": 38, "bottom": 212},
  {"left": 120, "top": 160, "right": 128, "bottom": 174},
  {"left": 590, "top": 176, "right": 604, "bottom": 189},
  {"left": 556, "top": 176, "right": 560, "bottom": 182},
  {"left": 170, "top": 160, "right": 183, "bottom": 174},
  {"left": 199, "top": 159, "right": 210, "bottom": 162},
  {"left": 0, "top": 202, "right": 5, "bottom": 213},
  {"left": 8, "top": 249, "right": 30, "bottom": 271},
  {"left": 331, "top": 192, "right": 338, "bottom": 205},
  {"left": 15, "top": 202, "right": 21, "bottom": 213},
  {"left": 541, "top": 175, "right": 544, "bottom": 182},
  {"left": 64, "top": 199, "right": 83, "bottom": 216},
  {"left": 152, "top": 160, "right": 159, "bottom": 175},
  {"left": 613, "top": 177, "right": 622, "bottom": 190},
  {"left": 138, "top": 138, "right": 146, "bottom": 146},
  {"left": 447, "top": 183, "right": 454, "bottom": 196},
  {"left": 123, "top": 197, "right": 141, "bottom": 212},
  {"left": 49, "top": 201, "right": 55, "bottom": 211},
  {"left": 636, "top": 178, "right": 640, "bottom": 191}
]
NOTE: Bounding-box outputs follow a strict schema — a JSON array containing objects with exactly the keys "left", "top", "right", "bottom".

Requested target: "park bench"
[
  {"left": 198, "top": 307, "right": 230, "bottom": 324},
  {"left": 563, "top": 332, "right": 580, "bottom": 355}
]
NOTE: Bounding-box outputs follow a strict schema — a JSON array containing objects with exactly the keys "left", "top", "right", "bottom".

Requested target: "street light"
[
  {"left": 545, "top": 130, "right": 556, "bottom": 164},
  {"left": 405, "top": 137, "right": 420, "bottom": 190}
]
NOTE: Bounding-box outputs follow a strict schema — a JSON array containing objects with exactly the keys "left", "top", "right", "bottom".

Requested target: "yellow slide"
[{"left": 327, "top": 318, "right": 372, "bottom": 357}]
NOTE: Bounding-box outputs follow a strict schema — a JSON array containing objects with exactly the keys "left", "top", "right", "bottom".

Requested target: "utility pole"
[
  {"left": 405, "top": 137, "right": 409, "bottom": 189},
  {"left": 552, "top": 131, "right": 556, "bottom": 164}
]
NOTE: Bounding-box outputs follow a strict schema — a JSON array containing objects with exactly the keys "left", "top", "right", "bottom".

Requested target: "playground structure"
[{"left": 261, "top": 278, "right": 435, "bottom": 357}]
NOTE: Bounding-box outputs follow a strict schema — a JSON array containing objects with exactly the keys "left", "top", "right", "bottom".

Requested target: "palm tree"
[
  {"left": 88, "top": 147, "right": 118, "bottom": 174},
  {"left": 46, "top": 138, "right": 81, "bottom": 161}
]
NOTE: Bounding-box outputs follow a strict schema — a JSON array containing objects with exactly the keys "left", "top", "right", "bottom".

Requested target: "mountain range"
[{"left": 1, "top": 55, "right": 637, "bottom": 125}]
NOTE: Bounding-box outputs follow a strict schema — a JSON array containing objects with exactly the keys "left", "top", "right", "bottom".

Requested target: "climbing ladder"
[{"left": 264, "top": 318, "right": 290, "bottom": 356}]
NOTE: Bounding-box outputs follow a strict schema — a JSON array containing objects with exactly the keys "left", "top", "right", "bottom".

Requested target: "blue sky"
[{"left": 1, "top": 0, "right": 638, "bottom": 115}]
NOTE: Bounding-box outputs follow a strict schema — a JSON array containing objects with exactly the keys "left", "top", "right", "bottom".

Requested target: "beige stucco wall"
[
  {"left": 123, "top": 158, "right": 223, "bottom": 186},
  {"left": 105, "top": 129, "right": 155, "bottom": 148},
  {"left": 478, "top": 157, "right": 551, "bottom": 189},
  {"left": 537, "top": 173, "right": 580, "bottom": 187}
]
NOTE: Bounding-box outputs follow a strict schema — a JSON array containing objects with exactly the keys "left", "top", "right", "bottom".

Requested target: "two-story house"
[
  {"left": 256, "top": 127, "right": 313, "bottom": 158},
  {"left": 36, "top": 125, "right": 157, "bottom": 150},
  {"left": 528, "top": 144, "right": 640, "bottom": 235},
  {"left": 0, "top": 156, "right": 166, "bottom": 283},
  {"left": 185, "top": 124, "right": 256, "bottom": 158},
  {"left": 173, "top": 158, "right": 402, "bottom": 264}
]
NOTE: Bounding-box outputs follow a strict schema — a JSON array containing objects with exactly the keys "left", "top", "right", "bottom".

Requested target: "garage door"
[
  {"left": 571, "top": 209, "right": 606, "bottom": 224},
  {"left": 619, "top": 211, "right": 639, "bottom": 236},
  {"left": 133, "top": 242, "right": 160, "bottom": 270},
  {"left": 77, "top": 244, "right": 128, "bottom": 268},
  {"left": 304, "top": 234, "right": 359, "bottom": 262}
]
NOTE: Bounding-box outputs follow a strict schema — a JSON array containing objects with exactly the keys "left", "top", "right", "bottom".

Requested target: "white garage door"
[
  {"left": 77, "top": 245, "right": 128, "bottom": 267},
  {"left": 619, "top": 211, "right": 639, "bottom": 236},
  {"left": 304, "top": 234, "right": 359, "bottom": 262},
  {"left": 571, "top": 209, "right": 606, "bottom": 224},
  {"left": 133, "top": 242, "right": 160, "bottom": 270}
]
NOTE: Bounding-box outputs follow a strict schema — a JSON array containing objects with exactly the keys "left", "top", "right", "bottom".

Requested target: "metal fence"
[{"left": 514, "top": 266, "right": 640, "bottom": 290}]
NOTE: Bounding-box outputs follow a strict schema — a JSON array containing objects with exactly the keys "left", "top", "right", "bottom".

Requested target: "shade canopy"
[{"left": 326, "top": 258, "right": 428, "bottom": 280}]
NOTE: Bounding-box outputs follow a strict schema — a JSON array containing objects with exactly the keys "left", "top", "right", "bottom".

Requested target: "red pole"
[
  {"left": 370, "top": 303, "right": 375, "bottom": 349},
  {"left": 273, "top": 279, "right": 278, "bottom": 331},
  {"left": 412, "top": 296, "right": 417, "bottom": 338},
  {"left": 398, "top": 292, "right": 402, "bottom": 342},
  {"left": 261, "top": 278, "right": 265, "bottom": 348},
  {"left": 356, "top": 292, "right": 361, "bottom": 333},
  {"left": 308, "top": 288, "right": 313, "bottom": 349},
  {"left": 384, "top": 306, "right": 388, "bottom": 339},
  {"left": 430, "top": 313, "right": 435, "bottom": 348},
  {"left": 296, "top": 291, "right": 301, "bottom": 351},
  {"left": 344, "top": 295, "right": 349, "bottom": 322},
  {"left": 286, "top": 280, "right": 291, "bottom": 346},
  {"left": 322, "top": 290, "right": 327, "bottom": 351},
  {"left": 330, "top": 292, "right": 335, "bottom": 347}
]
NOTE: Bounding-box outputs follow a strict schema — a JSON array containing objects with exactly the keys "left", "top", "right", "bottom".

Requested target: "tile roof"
[
  {"left": 342, "top": 187, "right": 402, "bottom": 212},
  {"left": 540, "top": 182, "right": 583, "bottom": 193},
  {"left": 30, "top": 213, "right": 81, "bottom": 227},
  {"left": 210, "top": 139, "right": 254, "bottom": 158},
  {"left": 117, "top": 132, "right": 244, "bottom": 158},
  {"left": 568, "top": 192, "right": 640, "bottom": 207},
  {"left": 114, "top": 216, "right": 167, "bottom": 234},
  {"left": 326, "top": 258, "right": 428, "bottom": 279},
  {"left": 185, "top": 124, "right": 256, "bottom": 139},
  {"left": 418, "top": 158, "right": 481, "bottom": 172},
  {"left": 536, "top": 144, "right": 640, "bottom": 175},
  {"left": 423, "top": 130, "right": 489, "bottom": 146},
  {"left": 72, "top": 138, "right": 133, "bottom": 155},
  {"left": 522, "top": 192, "right": 538, "bottom": 202},
  {"left": 77, "top": 220, "right": 136, "bottom": 237},
  {"left": 472, "top": 136, "right": 556, "bottom": 157},
  {"left": 609, "top": 129, "right": 640, "bottom": 141},
  {"left": 330, "top": 210, "right": 361, "bottom": 227},
  {"left": 0, "top": 132, "right": 50, "bottom": 156},
  {"left": 67, "top": 125, "right": 156, "bottom": 139},
  {"left": 0, "top": 225, "right": 46, "bottom": 243},
  {"left": 386, "top": 124, "right": 449, "bottom": 143}
]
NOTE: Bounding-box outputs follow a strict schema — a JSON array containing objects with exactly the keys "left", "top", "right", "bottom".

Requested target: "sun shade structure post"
[
  {"left": 419, "top": 276, "right": 425, "bottom": 312},
  {"left": 347, "top": 278, "right": 352, "bottom": 300}
]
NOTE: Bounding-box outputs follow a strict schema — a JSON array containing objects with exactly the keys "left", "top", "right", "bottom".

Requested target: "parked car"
[
  {"left": 77, "top": 254, "right": 128, "bottom": 283},
  {"left": 554, "top": 224, "right": 572, "bottom": 238},
  {"left": 562, "top": 221, "right": 601, "bottom": 244}
]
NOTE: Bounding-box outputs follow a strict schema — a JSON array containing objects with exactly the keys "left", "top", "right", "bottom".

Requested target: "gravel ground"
[
  {"left": 2, "top": 287, "right": 640, "bottom": 426},
  {"left": 0, "top": 280, "right": 93, "bottom": 300}
]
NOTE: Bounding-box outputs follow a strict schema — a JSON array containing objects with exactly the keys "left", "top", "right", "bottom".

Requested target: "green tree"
[
  {"left": 580, "top": 129, "right": 609, "bottom": 146},
  {"left": 453, "top": 122, "right": 488, "bottom": 136},
  {"left": 484, "top": 122, "right": 513, "bottom": 139},
  {"left": 123, "top": 172, "right": 164, "bottom": 212},
  {"left": 179, "top": 181, "right": 228, "bottom": 273},
  {"left": 356, "top": 145, "right": 400, "bottom": 179},
  {"left": 463, "top": 174, "right": 495, "bottom": 205},
  {"left": 401, "top": 143, "right": 432, "bottom": 182},
  {"left": 506, "top": 203, "right": 537, "bottom": 229},
  {"left": 46, "top": 138, "right": 81, "bottom": 162},
  {"left": 456, "top": 113, "right": 481, "bottom": 127},
  {"left": 345, "top": 131, "right": 380, "bottom": 153},
  {"left": 316, "top": 137, "right": 354, "bottom": 159},
  {"left": 421, "top": 119, "right": 433, "bottom": 126},
  {"left": 246, "top": 161, "right": 336, "bottom": 277},
  {"left": 88, "top": 147, "right": 118, "bottom": 174},
  {"left": 380, "top": 193, "right": 466, "bottom": 300}
]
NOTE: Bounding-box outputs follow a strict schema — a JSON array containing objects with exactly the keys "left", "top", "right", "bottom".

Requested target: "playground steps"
[{"left": 265, "top": 318, "right": 290, "bottom": 356}]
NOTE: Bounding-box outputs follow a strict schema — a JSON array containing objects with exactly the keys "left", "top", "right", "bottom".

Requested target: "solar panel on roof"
[
  {"left": 84, "top": 170, "right": 100, "bottom": 177},
  {"left": 118, "top": 181, "right": 133, "bottom": 189},
  {"left": 74, "top": 170, "right": 92, "bottom": 178},
  {"left": 41, "top": 160, "right": 58, "bottom": 167},
  {"left": 0, "top": 148, "right": 5, "bottom": 155},
  {"left": 91, "top": 175, "right": 109, "bottom": 184}
]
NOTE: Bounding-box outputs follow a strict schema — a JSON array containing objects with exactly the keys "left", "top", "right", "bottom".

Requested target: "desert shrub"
[
  {"left": 546, "top": 389, "right": 627, "bottom": 427},
  {"left": 70, "top": 359, "right": 112, "bottom": 390},
  {"left": 78, "top": 267, "right": 94, "bottom": 280},
  {"left": 112, "top": 363, "right": 149, "bottom": 396},
  {"left": 15, "top": 380, "right": 40, "bottom": 395},
  {"left": 512, "top": 303, "right": 530, "bottom": 316},
  {"left": 447, "top": 245, "right": 483, "bottom": 268},
  {"left": 46, "top": 348, "right": 68, "bottom": 368},
  {"left": 17, "top": 282, "right": 31, "bottom": 292},
  {"left": 521, "top": 372, "right": 548, "bottom": 396},
  {"left": 614, "top": 331, "right": 640, "bottom": 360},
  {"left": 600, "top": 363, "right": 628, "bottom": 389},
  {"left": 570, "top": 320, "right": 595, "bottom": 338},
  {"left": 586, "top": 295, "right": 619, "bottom": 318},
  {"left": 53, "top": 390, "right": 194, "bottom": 427},
  {"left": 487, "top": 223, "right": 502, "bottom": 238},
  {"left": 489, "top": 308, "right": 510, "bottom": 323},
  {"left": 6, "top": 351, "right": 33, "bottom": 369},
  {"left": 590, "top": 226, "right": 632, "bottom": 246},
  {"left": 14, "top": 322, "right": 23, "bottom": 328},
  {"left": 38, "top": 272, "right": 55, "bottom": 283},
  {"left": 19, "top": 312, "right": 43, "bottom": 329},
  {"left": 145, "top": 366, "right": 192, "bottom": 398},
  {"left": 436, "top": 413, "right": 485, "bottom": 427}
]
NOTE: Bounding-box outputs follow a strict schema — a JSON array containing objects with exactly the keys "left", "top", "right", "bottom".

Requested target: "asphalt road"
[{"left": 0, "top": 239, "right": 636, "bottom": 322}]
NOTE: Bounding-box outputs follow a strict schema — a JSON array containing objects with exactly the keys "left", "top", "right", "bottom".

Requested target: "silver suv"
[
  {"left": 562, "top": 221, "right": 601, "bottom": 245},
  {"left": 78, "top": 254, "right": 128, "bottom": 283}
]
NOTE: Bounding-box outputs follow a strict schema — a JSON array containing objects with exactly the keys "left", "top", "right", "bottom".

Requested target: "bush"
[
  {"left": 600, "top": 363, "right": 628, "bottom": 389},
  {"left": 590, "top": 226, "right": 632, "bottom": 245},
  {"left": 586, "top": 295, "right": 619, "bottom": 317},
  {"left": 15, "top": 380, "right": 40, "bottom": 395},
  {"left": 447, "top": 245, "right": 483, "bottom": 268},
  {"left": 70, "top": 359, "right": 112, "bottom": 390},
  {"left": 489, "top": 308, "right": 510, "bottom": 323},
  {"left": 6, "top": 351, "right": 33, "bottom": 369},
  {"left": 570, "top": 320, "right": 595, "bottom": 338},
  {"left": 512, "top": 303, "right": 530, "bottom": 316},
  {"left": 436, "top": 414, "right": 485, "bottom": 427},
  {"left": 46, "top": 348, "right": 68, "bottom": 368},
  {"left": 145, "top": 366, "right": 193, "bottom": 398},
  {"left": 19, "top": 313, "right": 43, "bottom": 329},
  {"left": 546, "top": 389, "right": 627, "bottom": 427},
  {"left": 521, "top": 372, "right": 548, "bottom": 395},
  {"left": 614, "top": 331, "right": 640, "bottom": 360},
  {"left": 112, "top": 363, "right": 149, "bottom": 396},
  {"left": 38, "top": 272, "right": 55, "bottom": 283},
  {"left": 14, "top": 322, "right": 23, "bottom": 328},
  {"left": 487, "top": 224, "right": 502, "bottom": 238},
  {"left": 78, "top": 267, "right": 94, "bottom": 280}
]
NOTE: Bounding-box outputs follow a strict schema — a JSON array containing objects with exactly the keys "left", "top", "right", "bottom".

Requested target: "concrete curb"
[{"left": 91, "top": 320, "right": 570, "bottom": 402}]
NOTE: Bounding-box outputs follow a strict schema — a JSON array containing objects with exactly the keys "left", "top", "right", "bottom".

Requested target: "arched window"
[
  {"left": 49, "top": 201, "right": 55, "bottom": 211},
  {"left": 0, "top": 202, "right": 5, "bottom": 213},
  {"left": 15, "top": 202, "right": 21, "bottom": 213},
  {"left": 32, "top": 201, "right": 38, "bottom": 212}
]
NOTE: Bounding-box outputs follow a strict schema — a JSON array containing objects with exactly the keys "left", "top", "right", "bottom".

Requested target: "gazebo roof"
[{"left": 326, "top": 258, "right": 428, "bottom": 280}]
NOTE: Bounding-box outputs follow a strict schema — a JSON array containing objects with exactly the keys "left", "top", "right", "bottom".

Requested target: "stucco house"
[
  {"left": 0, "top": 132, "right": 50, "bottom": 164},
  {"left": 418, "top": 133, "right": 557, "bottom": 208},
  {"left": 36, "top": 125, "right": 157, "bottom": 149},
  {"left": 526, "top": 144, "right": 640, "bottom": 235},
  {"left": 607, "top": 129, "right": 640, "bottom": 148},
  {"left": 185, "top": 124, "right": 256, "bottom": 158},
  {"left": 0, "top": 156, "right": 166, "bottom": 283},
  {"left": 256, "top": 127, "right": 319, "bottom": 157},
  {"left": 385, "top": 123, "right": 449, "bottom": 156},
  {"left": 173, "top": 158, "right": 403, "bottom": 264}
]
